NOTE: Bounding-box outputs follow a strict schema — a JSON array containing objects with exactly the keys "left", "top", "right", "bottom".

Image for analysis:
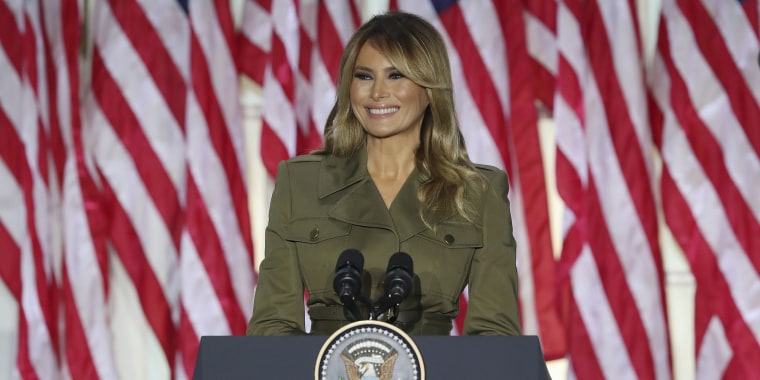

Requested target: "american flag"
[
  {"left": 1, "top": 1, "right": 64, "bottom": 378},
  {"left": 237, "top": 0, "right": 361, "bottom": 334},
  {"left": 554, "top": 0, "right": 672, "bottom": 378},
  {"left": 238, "top": 0, "right": 361, "bottom": 179},
  {"left": 1, "top": 0, "right": 255, "bottom": 378},
  {"left": 390, "top": 0, "right": 566, "bottom": 359},
  {"left": 523, "top": 0, "right": 557, "bottom": 110},
  {"left": 648, "top": 0, "right": 760, "bottom": 378},
  {"left": 86, "top": 1, "right": 187, "bottom": 377},
  {"left": 5, "top": 0, "right": 760, "bottom": 379},
  {"left": 239, "top": 0, "right": 565, "bottom": 359},
  {"left": 178, "top": 0, "right": 255, "bottom": 378}
]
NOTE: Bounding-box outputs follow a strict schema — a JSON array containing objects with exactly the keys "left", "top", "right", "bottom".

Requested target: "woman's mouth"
[{"left": 367, "top": 107, "right": 399, "bottom": 115}]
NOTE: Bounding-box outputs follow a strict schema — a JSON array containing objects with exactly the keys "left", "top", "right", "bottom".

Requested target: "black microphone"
[
  {"left": 333, "top": 249, "right": 364, "bottom": 321},
  {"left": 370, "top": 252, "right": 414, "bottom": 321}
]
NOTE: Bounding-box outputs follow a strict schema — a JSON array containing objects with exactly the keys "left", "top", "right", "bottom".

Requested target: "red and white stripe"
[
  {"left": 86, "top": 0, "right": 188, "bottom": 377},
  {"left": 45, "top": 0, "right": 122, "bottom": 379},
  {"left": 391, "top": 0, "right": 565, "bottom": 359},
  {"left": 648, "top": 0, "right": 760, "bottom": 378},
  {"left": 177, "top": 0, "right": 256, "bottom": 378},
  {"left": 238, "top": 0, "right": 271, "bottom": 86},
  {"left": 0, "top": 1, "right": 61, "bottom": 378},
  {"left": 554, "top": 0, "right": 671, "bottom": 379},
  {"left": 237, "top": 0, "right": 359, "bottom": 333},
  {"left": 524, "top": 0, "right": 557, "bottom": 109},
  {"left": 240, "top": 0, "right": 360, "bottom": 179},
  {"left": 2, "top": 1, "right": 256, "bottom": 378}
]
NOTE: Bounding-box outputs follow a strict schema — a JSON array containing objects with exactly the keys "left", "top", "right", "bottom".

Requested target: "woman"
[{"left": 247, "top": 11, "right": 520, "bottom": 336}]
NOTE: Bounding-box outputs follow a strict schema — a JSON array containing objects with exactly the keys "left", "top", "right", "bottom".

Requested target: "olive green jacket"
[{"left": 247, "top": 149, "right": 521, "bottom": 336}]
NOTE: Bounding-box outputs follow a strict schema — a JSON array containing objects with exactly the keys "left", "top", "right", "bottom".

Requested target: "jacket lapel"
[
  {"left": 319, "top": 147, "right": 429, "bottom": 241},
  {"left": 389, "top": 172, "right": 428, "bottom": 242},
  {"left": 321, "top": 148, "right": 394, "bottom": 230}
]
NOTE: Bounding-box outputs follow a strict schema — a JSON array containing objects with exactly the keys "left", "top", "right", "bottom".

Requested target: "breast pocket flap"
[
  {"left": 283, "top": 217, "right": 351, "bottom": 243},
  {"left": 424, "top": 222, "right": 483, "bottom": 249}
]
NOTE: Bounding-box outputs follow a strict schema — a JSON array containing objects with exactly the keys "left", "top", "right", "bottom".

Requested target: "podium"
[{"left": 193, "top": 334, "right": 549, "bottom": 379}]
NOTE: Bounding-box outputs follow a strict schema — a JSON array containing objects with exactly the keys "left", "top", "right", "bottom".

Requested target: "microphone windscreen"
[
  {"left": 336, "top": 249, "right": 364, "bottom": 271},
  {"left": 387, "top": 251, "right": 413, "bottom": 275}
]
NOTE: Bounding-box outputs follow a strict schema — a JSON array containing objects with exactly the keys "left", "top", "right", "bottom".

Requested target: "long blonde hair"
[{"left": 319, "top": 12, "right": 486, "bottom": 225}]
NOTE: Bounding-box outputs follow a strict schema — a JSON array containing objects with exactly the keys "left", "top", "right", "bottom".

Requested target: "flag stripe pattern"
[
  {"left": 2, "top": 0, "right": 257, "bottom": 378},
  {"left": 523, "top": 0, "right": 558, "bottom": 109},
  {"left": 238, "top": 0, "right": 271, "bottom": 85},
  {"left": 178, "top": 0, "right": 256, "bottom": 377},
  {"left": 240, "top": 0, "right": 360, "bottom": 179},
  {"left": 50, "top": 0, "right": 121, "bottom": 378},
  {"left": 554, "top": 0, "right": 671, "bottom": 379},
  {"left": 7, "top": 1, "right": 760, "bottom": 379},
  {"left": 391, "top": 0, "right": 565, "bottom": 360},
  {"left": 88, "top": 1, "right": 185, "bottom": 375},
  {"left": 1, "top": 1, "right": 60, "bottom": 378},
  {"left": 648, "top": 0, "right": 760, "bottom": 378},
  {"left": 236, "top": 0, "right": 359, "bottom": 334}
]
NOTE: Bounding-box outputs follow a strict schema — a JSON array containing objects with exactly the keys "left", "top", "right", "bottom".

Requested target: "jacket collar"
[
  {"left": 318, "top": 147, "right": 366, "bottom": 199},
  {"left": 319, "top": 146, "right": 429, "bottom": 241}
]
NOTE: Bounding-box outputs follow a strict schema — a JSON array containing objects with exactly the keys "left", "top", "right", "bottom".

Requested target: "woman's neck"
[
  {"left": 365, "top": 137, "right": 417, "bottom": 181},
  {"left": 366, "top": 138, "right": 417, "bottom": 208}
]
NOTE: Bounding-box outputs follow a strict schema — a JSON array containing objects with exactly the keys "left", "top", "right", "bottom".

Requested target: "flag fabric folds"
[
  {"left": 86, "top": 1, "right": 187, "bottom": 377},
  {"left": 1, "top": 0, "right": 255, "bottom": 378},
  {"left": 238, "top": 0, "right": 361, "bottom": 179},
  {"left": 524, "top": 0, "right": 558, "bottom": 110},
  {"left": 236, "top": 0, "right": 361, "bottom": 334},
  {"left": 4, "top": 0, "right": 760, "bottom": 379},
  {"left": 648, "top": 0, "right": 760, "bottom": 378},
  {"left": 0, "top": 1, "right": 67, "bottom": 378},
  {"left": 178, "top": 0, "right": 255, "bottom": 377},
  {"left": 391, "top": 0, "right": 566, "bottom": 360},
  {"left": 554, "top": 1, "right": 671, "bottom": 378}
]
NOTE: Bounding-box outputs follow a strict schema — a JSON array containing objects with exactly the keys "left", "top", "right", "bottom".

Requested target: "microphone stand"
[
  {"left": 368, "top": 295, "right": 400, "bottom": 323},
  {"left": 340, "top": 293, "right": 372, "bottom": 322},
  {"left": 341, "top": 296, "right": 362, "bottom": 322},
  {"left": 369, "top": 306, "right": 400, "bottom": 323}
]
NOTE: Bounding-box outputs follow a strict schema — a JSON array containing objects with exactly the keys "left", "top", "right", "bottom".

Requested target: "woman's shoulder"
[
  {"left": 471, "top": 164, "right": 510, "bottom": 204},
  {"left": 473, "top": 164, "right": 509, "bottom": 188},
  {"left": 278, "top": 152, "right": 326, "bottom": 171},
  {"left": 285, "top": 152, "right": 325, "bottom": 164},
  {"left": 281, "top": 150, "right": 361, "bottom": 175},
  {"left": 272, "top": 154, "right": 326, "bottom": 183}
]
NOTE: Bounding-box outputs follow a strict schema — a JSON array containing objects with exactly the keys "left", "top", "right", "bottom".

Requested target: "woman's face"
[{"left": 350, "top": 43, "right": 429, "bottom": 141}]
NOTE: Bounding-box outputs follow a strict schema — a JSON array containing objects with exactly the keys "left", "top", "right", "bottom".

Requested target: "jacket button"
[
  {"left": 309, "top": 227, "right": 319, "bottom": 241},
  {"left": 444, "top": 234, "right": 455, "bottom": 245}
]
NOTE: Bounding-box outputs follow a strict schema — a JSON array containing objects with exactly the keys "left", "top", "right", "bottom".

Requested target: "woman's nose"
[{"left": 371, "top": 79, "right": 388, "bottom": 100}]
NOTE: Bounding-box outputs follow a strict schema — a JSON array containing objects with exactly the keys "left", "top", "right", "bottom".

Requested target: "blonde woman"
[{"left": 248, "top": 11, "right": 520, "bottom": 336}]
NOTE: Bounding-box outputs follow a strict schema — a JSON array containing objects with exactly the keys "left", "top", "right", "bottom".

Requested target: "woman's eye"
[
  {"left": 353, "top": 72, "right": 372, "bottom": 80},
  {"left": 389, "top": 72, "right": 404, "bottom": 79}
]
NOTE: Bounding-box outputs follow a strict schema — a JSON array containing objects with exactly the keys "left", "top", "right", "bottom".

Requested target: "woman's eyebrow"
[{"left": 353, "top": 65, "right": 397, "bottom": 72}]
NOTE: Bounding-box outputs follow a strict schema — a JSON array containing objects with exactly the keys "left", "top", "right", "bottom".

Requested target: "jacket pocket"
[
  {"left": 282, "top": 217, "right": 352, "bottom": 294},
  {"left": 282, "top": 217, "right": 351, "bottom": 243},
  {"left": 415, "top": 221, "right": 482, "bottom": 301}
]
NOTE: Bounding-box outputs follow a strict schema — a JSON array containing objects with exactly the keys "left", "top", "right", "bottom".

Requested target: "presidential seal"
[{"left": 315, "top": 320, "right": 425, "bottom": 380}]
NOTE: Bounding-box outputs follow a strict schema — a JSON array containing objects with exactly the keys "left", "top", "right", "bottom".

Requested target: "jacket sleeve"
[
  {"left": 462, "top": 168, "right": 522, "bottom": 336},
  {"left": 247, "top": 161, "right": 307, "bottom": 335}
]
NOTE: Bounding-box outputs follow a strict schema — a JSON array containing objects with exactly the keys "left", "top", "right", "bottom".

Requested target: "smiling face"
[{"left": 350, "top": 42, "right": 430, "bottom": 143}]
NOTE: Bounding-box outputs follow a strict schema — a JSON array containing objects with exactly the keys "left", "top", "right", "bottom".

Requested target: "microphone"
[
  {"left": 370, "top": 252, "right": 414, "bottom": 321},
  {"left": 333, "top": 249, "right": 364, "bottom": 321}
]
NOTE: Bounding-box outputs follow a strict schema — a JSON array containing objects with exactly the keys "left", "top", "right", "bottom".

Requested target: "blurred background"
[{"left": 1, "top": 0, "right": 758, "bottom": 379}]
